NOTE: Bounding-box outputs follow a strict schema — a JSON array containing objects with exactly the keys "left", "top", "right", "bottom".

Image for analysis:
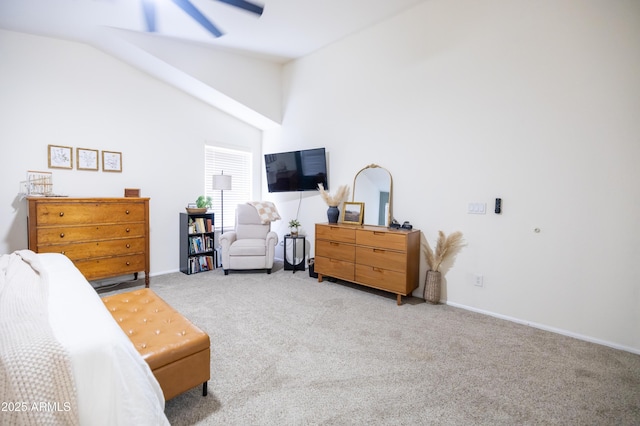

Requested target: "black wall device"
[{"left": 495, "top": 198, "right": 502, "bottom": 214}]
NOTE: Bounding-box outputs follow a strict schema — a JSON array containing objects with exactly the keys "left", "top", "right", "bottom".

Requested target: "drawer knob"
[
  {"left": 59, "top": 233, "right": 65, "bottom": 238},
  {"left": 60, "top": 251, "right": 65, "bottom": 255},
  {"left": 126, "top": 244, "right": 131, "bottom": 248},
  {"left": 59, "top": 212, "right": 64, "bottom": 217},
  {"left": 126, "top": 228, "right": 130, "bottom": 232},
  {"left": 125, "top": 210, "right": 130, "bottom": 214},
  {"left": 126, "top": 261, "right": 131, "bottom": 266}
]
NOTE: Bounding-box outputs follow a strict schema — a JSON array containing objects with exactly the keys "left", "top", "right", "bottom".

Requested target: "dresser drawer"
[
  {"left": 316, "top": 224, "right": 356, "bottom": 243},
  {"left": 36, "top": 237, "right": 146, "bottom": 260},
  {"left": 356, "top": 229, "right": 407, "bottom": 251},
  {"left": 356, "top": 246, "right": 406, "bottom": 273},
  {"left": 355, "top": 264, "right": 407, "bottom": 294},
  {"left": 75, "top": 254, "right": 146, "bottom": 281},
  {"left": 34, "top": 202, "right": 145, "bottom": 225},
  {"left": 316, "top": 240, "right": 355, "bottom": 262},
  {"left": 36, "top": 223, "right": 147, "bottom": 244},
  {"left": 315, "top": 256, "right": 354, "bottom": 282}
]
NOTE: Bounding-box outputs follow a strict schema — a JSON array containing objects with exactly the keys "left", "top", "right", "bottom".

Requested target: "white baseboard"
[
  {"left": 150, "top": 268, "right": 179, "bottom": 277},
  {"left": 445, "top": 301, "right": 640, "bottom": 355}
]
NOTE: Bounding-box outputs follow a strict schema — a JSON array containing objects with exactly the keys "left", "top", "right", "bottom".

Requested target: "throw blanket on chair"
[
  {"left": 0, "top": 250, "right": 79, "bottom": 426},
  {"left": 247, "top": 201, "right": 281, "bottom": 224}
]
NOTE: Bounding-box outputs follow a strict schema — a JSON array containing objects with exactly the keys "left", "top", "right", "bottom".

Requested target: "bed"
[{"left": 0, "top": 250, "right": 169, "bottom": 426}]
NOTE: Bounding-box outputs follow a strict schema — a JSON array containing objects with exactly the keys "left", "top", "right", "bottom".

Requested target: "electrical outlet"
[{"left": 474, "top": 274, "right": 484, "bottom": 287}]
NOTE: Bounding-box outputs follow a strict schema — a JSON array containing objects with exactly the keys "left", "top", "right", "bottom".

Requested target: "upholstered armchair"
[{"left": 219, "top": 204, "right": 278, "bottom": 275}]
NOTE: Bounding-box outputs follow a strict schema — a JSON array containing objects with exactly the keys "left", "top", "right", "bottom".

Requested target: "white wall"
[
  {"left": 263, "top": 0, "right": 640, "bottom": 352},
  {"left": 0, "top": 29, "right": 262, "bottom": 275},
  {"left": 110, "top": 30, "right": 283, "bottom": 125}
]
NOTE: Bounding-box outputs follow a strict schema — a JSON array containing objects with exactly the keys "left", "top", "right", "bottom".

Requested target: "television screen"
[{"left": 265, "top": 148, "right": 328, "bottom": 193}]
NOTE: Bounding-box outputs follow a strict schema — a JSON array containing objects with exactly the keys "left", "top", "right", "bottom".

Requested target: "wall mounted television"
[{"left": 265, "top": 147, "right": 328, "bottom": 193}]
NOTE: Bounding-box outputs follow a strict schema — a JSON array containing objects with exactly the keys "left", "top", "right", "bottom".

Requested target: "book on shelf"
[
  {"left": 193, "top": 217, "right": 207, "bottom": 233},
  {"left": 189, "top": 235, "right": 214, "bottom": 254},
  {"left": 189, "top": 236, "right": 200, "bottom": 254},
  {"left": 188, "top": 254, "right": 215, "bottom": 273},
  {"left": 188, "top": 216, "right": 213, "bottom": 234}
]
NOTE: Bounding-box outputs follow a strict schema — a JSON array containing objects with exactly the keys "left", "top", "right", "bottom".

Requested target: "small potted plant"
[
  {"left": 288, "top": 219, "right": 301, "bottom": 237},
  {"left": 196, "top": 195, "right": 212, "bottom": 209},
  {"left": 186, "top": 195, "right": 212, "bottom": 214}
]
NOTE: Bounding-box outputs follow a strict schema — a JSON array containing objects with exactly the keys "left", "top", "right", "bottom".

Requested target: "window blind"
[{"left": 204, "top": 145, "right": 252, "bottom": 232}]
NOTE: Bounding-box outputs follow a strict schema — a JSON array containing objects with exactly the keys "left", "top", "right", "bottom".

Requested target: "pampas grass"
[
  {"left": 423, "top": 231, "right": 465, "bottom": 272},
  {"left": 317, "top": 183, "right": 350, "bottom": 206}
]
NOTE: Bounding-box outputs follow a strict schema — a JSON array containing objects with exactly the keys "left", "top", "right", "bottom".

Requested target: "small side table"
[{"left": 284, "top": 234, "right": 305, "bottom": 273}]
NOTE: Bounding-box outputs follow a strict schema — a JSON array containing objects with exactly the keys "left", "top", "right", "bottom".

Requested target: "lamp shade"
[{"left": 212, "top": 174, "right": 232, "bottom": 190}]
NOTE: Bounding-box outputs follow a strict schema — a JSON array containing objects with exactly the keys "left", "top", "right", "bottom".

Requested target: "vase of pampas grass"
[
  {"left": 317, "top": 183, "right": 350, "bottom": 223},
  {"left": 423, "top": 231, "right": 465, "bottom": 304},
  {"left": 424, "top": 270, "right": 442, "bottom": 304}
]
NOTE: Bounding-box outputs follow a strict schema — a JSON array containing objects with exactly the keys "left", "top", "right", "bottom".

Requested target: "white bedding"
[{"left": 39, "top": 253, "right": 169, "bottom": 426}]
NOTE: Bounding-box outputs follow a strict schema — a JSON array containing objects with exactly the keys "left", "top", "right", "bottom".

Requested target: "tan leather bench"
[{"left": 102, "top": 288, "right": 210, "bottom": 401}]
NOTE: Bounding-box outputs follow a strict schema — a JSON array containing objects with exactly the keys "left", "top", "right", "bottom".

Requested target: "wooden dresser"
[
  {"left": 27, "top": 197, "right": 150, "bottom": 287},
  {"left": 315, "top": 223, "right": 420, "bottom": 305}
]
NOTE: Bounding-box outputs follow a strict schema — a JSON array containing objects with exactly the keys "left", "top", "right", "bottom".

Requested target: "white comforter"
[{"left": 12, "top": 252, "right": 169, "bottom": 426}]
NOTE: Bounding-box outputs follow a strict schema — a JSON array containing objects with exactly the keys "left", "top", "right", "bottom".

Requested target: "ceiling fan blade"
[
  {"left": 141, "top": 0, "right": 157, "bottom": 32},
  {"left": 171, "top": 0, "right": 223, "bottom": 37},
  {"left": 215, "top": 0, "right": 264, "bottom": 16}
]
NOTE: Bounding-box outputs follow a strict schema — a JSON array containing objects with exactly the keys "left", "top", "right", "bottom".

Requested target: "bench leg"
[{"left": 202, "top": 382, "right": 208, "bottom": 396}]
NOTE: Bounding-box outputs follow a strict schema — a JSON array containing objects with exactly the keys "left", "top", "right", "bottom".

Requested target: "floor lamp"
[{"left": 212, "top": 172, "right": 232, "bottom": 235}]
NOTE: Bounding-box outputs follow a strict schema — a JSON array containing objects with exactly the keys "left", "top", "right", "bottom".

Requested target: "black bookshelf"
[{"left": 179, "top": 212, "right": 216, "bottom": 274}]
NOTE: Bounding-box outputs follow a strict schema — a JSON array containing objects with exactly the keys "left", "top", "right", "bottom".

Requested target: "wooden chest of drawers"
[
  {"left": 27, "top": 197, "right": 150, "bottom": 286},
  {"left": 315, "top": 223, "right": 420, "bottom": 305}
]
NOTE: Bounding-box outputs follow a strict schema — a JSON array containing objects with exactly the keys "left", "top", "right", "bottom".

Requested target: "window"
[{"left": 205, "top": 145, "right": 252, "bottom": 232}]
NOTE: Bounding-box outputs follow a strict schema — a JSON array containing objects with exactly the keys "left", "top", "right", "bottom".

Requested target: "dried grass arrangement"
[
  {"left": 423, "top": 230, "right": 465, "bottom": 304},
  {"left": 317, "top": 183, "right": 350, "bottom": 207},
  {"left": 423, "top": 230, "right": 465, "bottom": 272}
]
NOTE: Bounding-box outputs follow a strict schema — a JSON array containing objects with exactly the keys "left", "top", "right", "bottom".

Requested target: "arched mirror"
[{"left": 352, "top": 164, "right": 392, "bottom": 227}]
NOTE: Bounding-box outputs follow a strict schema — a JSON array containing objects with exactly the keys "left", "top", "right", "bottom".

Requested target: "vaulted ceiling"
[{"left": 0, "top": 0, "right": 427, "bottom": 128}]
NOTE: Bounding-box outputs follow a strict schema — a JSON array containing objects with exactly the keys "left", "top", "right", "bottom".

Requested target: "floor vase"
[{"left": 424, "top": 270, "right": 441, "bottom": 304}]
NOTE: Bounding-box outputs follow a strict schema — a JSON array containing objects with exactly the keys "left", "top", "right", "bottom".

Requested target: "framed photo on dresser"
[{"left": 342, "top": 202, "right": 364, "bottom": 225}]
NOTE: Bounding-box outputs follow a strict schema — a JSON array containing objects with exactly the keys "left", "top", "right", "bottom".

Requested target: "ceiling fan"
[{"left": 141, "top": 0, "right": 264, "bottom": 38}]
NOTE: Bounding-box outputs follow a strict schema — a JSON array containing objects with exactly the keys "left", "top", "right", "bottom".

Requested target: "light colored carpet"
[{"left": 101, "top": 263, "right": 640, "bottom": 425}]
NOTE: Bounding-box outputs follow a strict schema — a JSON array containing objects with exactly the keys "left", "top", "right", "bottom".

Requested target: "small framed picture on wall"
[
  {"left": 48, "top": 144, "right": 73, "bottom": 169},
  {"left": 77, "top": 148, "right": 99, "bottom": 171},
  {"left": 102, "top": 151, "right": 122, "bottom": 172}
]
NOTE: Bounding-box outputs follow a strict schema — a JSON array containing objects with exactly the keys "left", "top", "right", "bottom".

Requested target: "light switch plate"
[{"left": 468, "top": 203, "right": 486, "bottom": 214}]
